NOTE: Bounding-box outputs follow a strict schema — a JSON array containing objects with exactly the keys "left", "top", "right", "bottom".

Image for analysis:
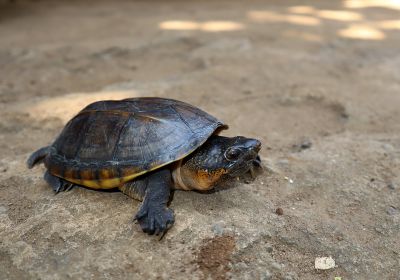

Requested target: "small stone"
[
  {"left": 275, "top": 208, "right": 284, "bottom": 216},
  {"left": 387, "top": 182, "right": 395, "bottom": 190},
  {"left": 300, "top": 140, "right": 312, "bottom": 150},
  {"left": 211, "top": 222, "right": 224, "bottom": 236},
  {"left": 284, "top": 176, "right": 294, "bottom": 184},
  {"left": 261, "top": 271, "right": 272, "bottom": 280},
  {"left": 386, "top": 206, "right": 398, "bottom": 216},
  {"left": 315, "top": 256, "right": 335, "bottom": 270},
  {"left": 270, "top": 261, "right": 282, "bottom": 271},
  {"left": 292, "top": 139, "right": 312, "bottom": 152}
]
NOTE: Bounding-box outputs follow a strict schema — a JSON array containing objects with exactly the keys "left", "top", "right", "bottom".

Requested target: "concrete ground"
[{"left": 0, "top": 0, "right": 399, "bottom": 279}]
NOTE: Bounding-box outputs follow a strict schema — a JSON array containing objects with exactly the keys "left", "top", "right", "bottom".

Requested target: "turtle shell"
[{"left": 45, "top": 97, "right": 227, "bottom": 189}]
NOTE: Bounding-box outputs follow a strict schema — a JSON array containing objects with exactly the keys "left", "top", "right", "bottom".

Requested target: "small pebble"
[
  {"left": 387, "top": 182, "right": 395, "bottom": 190},
  {"left": 386, "top": 206, "right": 398, "bottom": 216},
  {"left": 211, "top": 222, "right": 225, "bottom": 236},
  {"left": 275, "top": 208, "right": 284, "bottom": 216},
  {"left": 300, "top": 140, "right": 312, "bottom": 150},
  {"left": 315, "top": 256, "right": 335, "bottom": 270},
  {"left": 292, "top": 139, "right": 312, "bottom": 152},
  {"left": 261, "top": 271, "right": 272, "bottom": 280}
]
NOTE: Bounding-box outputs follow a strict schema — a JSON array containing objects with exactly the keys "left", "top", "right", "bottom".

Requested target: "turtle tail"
[{"left": 27, "top": 146, "right": 50, "bottom": 169}]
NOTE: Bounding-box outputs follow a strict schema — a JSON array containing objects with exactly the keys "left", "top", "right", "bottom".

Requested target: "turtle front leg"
[{"left": 132, "top": 169, "right": 174, "bottom": 235}]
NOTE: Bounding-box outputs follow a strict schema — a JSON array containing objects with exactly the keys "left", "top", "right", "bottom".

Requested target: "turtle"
[{"left": 27, "top": 97, "right": 261, "bottom": 235}]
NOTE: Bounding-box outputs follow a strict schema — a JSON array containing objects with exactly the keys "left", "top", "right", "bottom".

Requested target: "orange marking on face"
[{"left": 195, "top": 168, "right": 227, "bottom": 190}]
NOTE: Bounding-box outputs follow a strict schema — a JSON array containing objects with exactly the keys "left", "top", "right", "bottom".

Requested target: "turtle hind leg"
[
  {"left": 119, "top": 178, "right": 148, "bottom": 201},
  {"left": 44, "top": 171, "right": 74, "bottom": 193},
  {"left": 27, "top": 146, "right": 50, "bottom": 169}
]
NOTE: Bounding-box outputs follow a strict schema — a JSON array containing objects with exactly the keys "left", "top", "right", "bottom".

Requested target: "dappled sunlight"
[
  {"left": 377, "top": 20, "right": 400, "bottom": 30},
  {"left": 248, "top": 3, "right": 396, "bottom": 42},
  {"left": 25, "top": 91, "right": 138, "bottom": 123},
  {"left": 155, "top": 4, "right": 398, "bottom": 45},
  {"left": 338, "top": 24, "right": 386, "bottom": 40},
  {"left": 159, "top": 20, "right": 199, "bottom": 31},
  {"left": 159, "top": 20, "right": 244, "bottom": 32},
  {"left": 247, "top": 10, "right": 320, "bottom": 26},
  {"left": 287, "top": 6, "right": 316, "bottom": 14},
  {"left": 289, "top": 6, "right": 364, "bottom": 21},
  {"left": 317, "top": 10, "right": 363, "bottom": 21},
  {"left": 160, "top": 4, "right": 398, "bottom": 42},
  {"left": 344, "top": 0, "right": 400, "bottom": 10},
  {"left": 201, "top": 21, "right": 244, "bottom": 32}
]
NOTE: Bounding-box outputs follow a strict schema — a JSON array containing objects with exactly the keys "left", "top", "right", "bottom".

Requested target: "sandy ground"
[{"left": 1, "top": 0, "right": 400, "bottom": 279}]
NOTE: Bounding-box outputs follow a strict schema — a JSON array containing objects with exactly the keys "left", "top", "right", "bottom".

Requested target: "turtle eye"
[{"left": 225, "top": 148, "right": 242, "bottom": 161}]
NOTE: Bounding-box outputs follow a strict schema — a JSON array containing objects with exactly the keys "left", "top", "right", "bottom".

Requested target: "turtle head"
[
  {"left": 173, "top": 136, "right": 261, "bottom": 191},
  {"left": 222, "top": 136, "right": 262, "bottom": 177}
]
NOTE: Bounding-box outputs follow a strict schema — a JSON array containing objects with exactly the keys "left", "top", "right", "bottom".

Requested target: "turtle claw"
[
  {"left": 44, "top": 171, "right": 74, "bottom": 194},
  {"left": 65, "top": 184, "right": 75, "bottom": 192},
  {"left": 135, "top": 203, "right": 174, "bottom": 236}
]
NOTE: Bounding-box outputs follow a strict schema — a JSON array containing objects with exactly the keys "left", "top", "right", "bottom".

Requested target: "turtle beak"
[
  {"left": 243, "top": 138, "right": 261, "bottom": 159},
  {"left": 246, "top": 139, "right": 262, "bottom": 178}
]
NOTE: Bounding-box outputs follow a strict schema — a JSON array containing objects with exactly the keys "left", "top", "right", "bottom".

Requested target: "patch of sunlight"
[
  {"left": 376, "top": 20, "right": 400, "bottom": 30},
  {"left": 25, "top": 91, "right": 138, "bottom": 123},
  {"left": 247, "top": 10, "right": 320, "bottom": 26},
  {"left": 344, "top": 0, "right": 400, "bottom": 10},
  {"left": 316, "top": 10, "right": 363, "bottom": 21},
  {"left": 159, "top": 20, "right": 244, "bottom": 32},
  {"left": 159, "top": 21, "right": 199, "bottom": 31},
  {"left": 201, "top": 21, "right": 244, "bottom": 32},
  {"left": 338, "top": 24, "right": 386, "bottom": 40},
  {"left": 288, "top": 6, "right": 316, "bottom": 14},
  {"left": 283, "top": 30, "right": 323, "bottom": 42}
]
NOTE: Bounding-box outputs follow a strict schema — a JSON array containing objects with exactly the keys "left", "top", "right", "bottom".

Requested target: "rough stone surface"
[{"left": 1, "top": 0, "right": 400, "bottom": 279}]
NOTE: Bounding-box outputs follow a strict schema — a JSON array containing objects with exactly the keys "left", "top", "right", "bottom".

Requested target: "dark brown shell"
[{"left": 45, "top": 97, "right": 226, "bottom": 186}]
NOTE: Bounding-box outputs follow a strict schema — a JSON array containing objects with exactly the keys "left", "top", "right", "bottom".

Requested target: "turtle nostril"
[{"left": 251, "top": 139, "right": 261, "bottom": 152}]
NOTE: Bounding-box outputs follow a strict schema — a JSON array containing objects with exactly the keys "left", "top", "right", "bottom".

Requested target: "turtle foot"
[{"left": 134, "top": 203, "right": 175, "bottom": 235}]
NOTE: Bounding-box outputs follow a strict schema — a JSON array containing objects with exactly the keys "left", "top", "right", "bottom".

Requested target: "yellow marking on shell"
[
  {"left": 82, "top": 180, "right": 102, "bottom": 188},
  {"left": 120, "top": 166, "right": 140, "bottom": 177},
  {"left": 99, "top": 178, "right": 121, "bottom": 188},
  {"left": 80, "top": 169, "right": 95, "bottom": 180},
  {"left": 64, "top": 168, "right": 75, "bottom": 180},
  {"left": 99, "top": 169, "right": 113, "bottom": 179},
  {"left": 65, "top": 170, "right": 148, "bottom": 190}
]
